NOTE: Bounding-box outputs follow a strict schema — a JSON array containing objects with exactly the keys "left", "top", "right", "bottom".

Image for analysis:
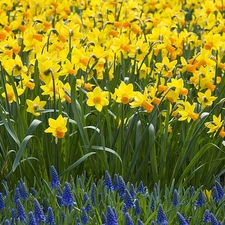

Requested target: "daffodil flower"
[
  {"left": 44, "top": 115, "right": 68, "bottom": 140},
  {"left": 86, "top": 86, "right": 109, "bottom": 112}
]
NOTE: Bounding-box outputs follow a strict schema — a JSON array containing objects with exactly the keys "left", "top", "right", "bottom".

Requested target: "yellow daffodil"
[
  {"left": 44, "top": 115, "right": 68, "bottom": 139},
  {"left": 2, "top": 55, "right": 27, "bottom": 76},
  {"left": 130, "top": 88, "right": 154, "bottom": 113},
  {"left": 205, "top": 114, "right": 223, "bottom": 134},
  {"left": 86, "top": 86, "right": 109, "bottom": 112},
  {"left": 26, "top": 96, "right": 46, "bottom": 116},
  {"left": 1, "top": 83, "right": 24, "bottom": 103},
  {"left": 114, "top": 81, "right": 135, "bottom": 104},
  {"left": 155, "top": 56, "right": 177, "bottom": 78},
  {"left": 178, "top": 101, "right": 199, "bottom": 122},
  {"left": 197, "top": 89, "right": 217, "bottom": 109}
]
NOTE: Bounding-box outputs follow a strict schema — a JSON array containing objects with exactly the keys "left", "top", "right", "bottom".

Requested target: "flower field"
[{"left": 0, "top": 0, "right": 225, "bottom": 223}]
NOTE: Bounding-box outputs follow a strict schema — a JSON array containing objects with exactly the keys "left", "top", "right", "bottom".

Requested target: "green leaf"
[
  {"left": 60, "top": 152, "right": 96, "bottom": 176},
  {"left": 83, "top": 145, "right": 122, "bottom": 163},
  {"left": 25, "top": 119, "right": 42, "bottom": 136},
  {"left": 12, "top": 135, "right": 39, "bottom": 171}
]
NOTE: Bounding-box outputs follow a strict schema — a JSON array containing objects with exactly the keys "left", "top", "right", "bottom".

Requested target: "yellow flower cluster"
[{"left": 0, "top": 0, "right": 225, "bottom": 138}]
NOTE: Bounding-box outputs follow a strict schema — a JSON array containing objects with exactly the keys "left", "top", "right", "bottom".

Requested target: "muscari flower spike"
[
  {"left": 90, "top": 183, "right": 96, "bottom": 206},
  {"left": 3, "top": 181, "right": 8, "bottom": 196},
  {"left": 137, "top": 181, "right": 145, "bottom": 195},
  {"left": 134, "top": 199, "right": 141, "bottom": 215},
  {"left": 156, "top": 204, "right": 168, "bottom": 225},
  {"left": 125, "top": 212, "right": 134, "bottom": 225},
  {"left": 20, "top": 182, "right": 29, "bottom": 200},
  {"left": 34, "top": 198, "right": 45, "bottom": 223},
  {"left": 210, "top": 213, "right": 218, "bottom": 225},
  {"left": 106, "top": 206, "right": 118, "bottom": 225},
  {"left": 28, "top": 211, "right": 37, "bottom": 225},
  {"left": 138, "top": 218, "right": 144, "bottom": 225},
  {"left": 47, "top": 207, "right": 56, "bottom": 225},
  {"left": 101, "top": 212, "right": 107, "bottom": 224},
  {"left": 118, "top": 175, "right": 126, "bottom": 198},
  {"left": 81, "top": 207, "right": 88, "bottom": 224},
  {"left": 30, "top": 187, "right": 37, "bottom": 196},
  {"left": 4, "top": 220, "right": 10, "bottom": 225},
  {"left": 83, "top": 192, "right": 92, "bottom": 212},
  {"left": 105, "top": 171, "right": 114, "bottom": 191},
  {"left": 62, "top": 182, "right": 75, "bottom": 207},
  {"left": 129, "top": 183, "right": 136, "bottom": 199},
  {"left": 195, "top": 190, "right": 205, "bottom": 207},
  {"left": 177, "top": 212, "right": 188, "bottom": 225},
  {"left": 0, "top": 193, "right": 5, "bottom": 210},
  {"left": 16, "top": 199, "right": 26, "bottom": 223},
  {"left": 151, "top": 196, "right": 155, "bottom": 212},
  {"left": 14, "top": 187, "right": 20, "bottom": 204},
  {"left": 50, "top": 165, "right": 60, "bottom": 189},
  {"left": 172, "top": 189, "right": 179, "bottom": 206},
  {"left": 212, "top": 186, "right": 219, "bottom": 203},
  {"left": 113, "top": 174, "right": 119, "bottom": 191},
  {"left": 215, "top": 180, "right": 224, "bottom": 200},
  {"left": 124, "top": 189, "right": 135, "bottom": 209},
  {"left": 203, "top": 209, "right": 211, "bottom": 223}
]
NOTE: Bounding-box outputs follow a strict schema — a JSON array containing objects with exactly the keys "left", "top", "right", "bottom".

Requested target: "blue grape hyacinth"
[
  {"left": 34, "top": 198, "right": 45, "bottom": 223},
  {"left": 62, "top": 182, "right": 75, "bottom": 207},
  {"left": 104, "top": 171, "right": 114, "bottom": 191},
  {"left": 156, "top": 204, "right": 168, "bottom": 225},
  {"left": 195, "top": 190, "right": 205, "bottom": 207},
  {"left": 50, "top": 165, "right": 60, "bottom": 189},
  {"left": 0, "top": 192, "right": 5, "bottom": 210}
]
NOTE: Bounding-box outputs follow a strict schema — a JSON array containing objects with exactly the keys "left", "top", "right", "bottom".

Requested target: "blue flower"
[
  {"left": 118, "top": 176, "right": 126, "bottom": 198},
  {"left": 90, "top": 183, "right": 96, "bottom": 206},
  {"left": 212, "top": 186, "right": 219, "bottom": 203},
  {"left": 105, "top": 171, "right": 114, "bottom": 191},
  {"left": 113, "top": 174, "right": 119, "bottom": 191},
  {"left": 156, "top": 204, "right": 168, "bottom": 225},
  {"left": 203, "top": 210, "right": 211, "bottom": 223},
  {"left": 215, "top": 180, "right": 224, "bottom": 201},
  {"left": 177, "top": 212, "right": 188, "bottom": 225},
  {"left": 137, "top": 181, "right": 145, "bottom": 195},
  {"left": 125, "top": 212, "right": 134, "bottom": 225},
  {"left": 30, "top": 187, "right": 37, "bottom": 196},
  {"left": 106, "top": 206, "right": 118, "bottom": 225},
  {"left": 28, "top": 211, "right": 37, "bottom": 225},
  {"left": 124, "top": 189, "right": 135, "bottom": 209},
  {"left": 4, "top": 219, "right": 10, "bottom": 225},
  {"left": 81, "top": 207, "right": 88, "bottom": 224},
  {"left": 195, "top": 190, "right": 205, "bottom": 207},
  {"left": 101, "top": 212, "right": 107, "bottom": 224},
  {"left": 129, "top": 183, "right": 135, "bottom": 199},
  {"left": 34, "top": 198, "right": 45, "bottom": 223},
  {"left": 47, "top": 207, "right": 56, "bottom": 225},
  {"left": 0, "top": 193, "right": 5, "bottom": 210},
  {"left": 172, "top": 189, "right": 179, "bottom": 207},
  {"left": 50, "top": 166, "right": 60, "bottom": 189},
  {"left": 134, "top": 199, "right": 141, "bottom": 215},
  {"left": 3, "top": 181, "right": 8, "bottom": 196},
  {"left": 151, "top": 196, "right": 155, "bottom": 212},
  {"left": 83, "top": 192, "right": 92, "bottom": 212},
  {"left": 16, "top": 200, "right": 26, "bottom": 223},
  {"left": 19, "top": 183, "right": 29, "bottom": 200},
  {"left": 14, "top": 187, "right": 20, "bottom": 204},
  {"left": 138, "top": 218, "right": 144, "bottom": 225},
  {"left": 62, "top": 182, "right": 75, "bottom": 207},
  {"left": 210, "top": 213, "right": 218, "bottom": 225}
]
